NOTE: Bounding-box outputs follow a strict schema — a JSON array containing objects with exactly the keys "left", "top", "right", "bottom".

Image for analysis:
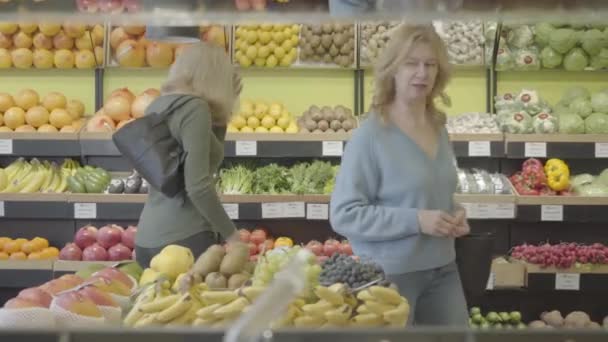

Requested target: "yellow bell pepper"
[
  {"left": 544, "top": 158, "right": 570, "bottom": 191},
  {"left": 274, "top": 237, "right": 294, "bottom": 248}
]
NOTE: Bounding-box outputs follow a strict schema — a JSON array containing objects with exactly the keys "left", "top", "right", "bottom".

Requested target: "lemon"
[
  {"left": 259, "top": 31, "right": 272, "bottom": 44},
  {"left": 258, "top": 46, "right": 271, "bottom": 58},
  {"left": 290, "top": 35, "right": 299, "bottom": 46},
  {"left": 270, "top": 126, "right": 284, "bottom": 133},
  {"left": 239, "top": 55, "right": 252, "bottom": 67},
  {"left": 273, "top": 24, "right": 285, "bottom": 32},
  {"left": 246, "top": 46, "right": 258, "bottom": 60},
  {"left": 255, "top": 126, "right": 269, "bottom": 133},
  {"left": 227, "top": 124, "right": 239, "bottom": 133},
  {"left": 281, "top": 39, "right": 294, "bottom": 52},
  {"left": 246, "top": 31, "right": 258, "bottom": 44},
  {"left": 268, "top": 103, "right": 283, "bottom": 119},
  {"left": 272, "top": 31, "right": 286, "bottom": 44},
  {"left": 235, "top": 27, "right": 245, "bottom": 39},
  {"left": 285, "top": 122, "right": 299, "bottom": 133},
  {"left": 277, "top": 116, "right": 290, "bottom": 130},
  {"left": 240, "top": 100, "right": 255, "bottom": 117},
  {"left": 280, "top": 54, "right": 294, "bottom": 67},
  {"left": 267, "top": 41, "right": 278, "bottom": 51},
  {"left": 240, "top": 126, "right": 254, "bottom": 133},
  {"left": 255, "top": 102, "right": 268, "bottom": 118},
  {"left": 254, "top": 58, "right": 266, "bottom": 67},
  {"left": 261, "top": 115, "right": 276, "bottom": 129},
  {"left": 260, "top": 24, "right": 273, "bottom": 31},
  {"left": 235, "top": 50, "right": 244, "bottom": 61},
  {"left": 266, "top": 55, "right": 278, "bottom": 67},
  {"left": 232, "top": 115, "right": 247, "bottom": 129},
  {"left": 247, "top": 116, "right": 260, "bottom": 129},
  {"left": 273, "top": 47, "right": 286, "bottom": 59},
  {"left": 291, "top": 24, "right": 300, "bottom": 33}
]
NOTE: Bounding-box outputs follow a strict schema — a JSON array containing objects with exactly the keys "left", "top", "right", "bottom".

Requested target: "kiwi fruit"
[
  {"left": 330, "top": 120, "right": 342, "bottom": 131},
  {"left": 310, "top": 109, "right": 323, "bottom": 122},
  {"left": 318, "top": 120, "right": 330, "bottom": 132},
  {"left": 342, "top": 118, "right": 356, "bottom": 131},
  {"left": 299, "top": 24, "right": 355, "bottom": 66},
  {"left": 299, "top": 128, "right": 310, "bottom": 133},
  {"left": 310, "top": 35, "right": 321, "bottom": 48},
  {"left": 335, "top": 107, "right": 347, "bottom": 122},
  {"left": 309, "top": 105, "right": 320, "bottom": 113},
  {"left": 322, "top": 24, "right": 333, "bottom": 34},
  {"left": 329, "top": 45, "right": 339, "bottom": 57},
  {"left": 336, "top": 128, "right": 346, "bottom": 133},
  {"left": 315, "top": 45, "right": 326, "bottom": 55},
  {"left": 321, "top": 34, "right": 333, "bottom": 49},
  {"left": 333, "top": 33, "right": 346, "bottom": 46},
  {"left": 321, "top": 106, "right": 333, "bottom": 119},
  {"left": 340, "top": 43, "right": 351, "bottom": 55},
  {"left": 326, "top": 128, "right": 336, "bottom": 134},
  {"left": 311, "top": 26, "right": 322, "bottom": 35},
  {"left": 304, "top": 118, "right": 318, "bottom": 131},
  {"left": 312, "top": 55, "right": 321, "bottom": 62}
]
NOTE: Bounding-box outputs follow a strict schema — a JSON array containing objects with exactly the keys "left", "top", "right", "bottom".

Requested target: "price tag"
[
  {"left": 0, "top": 139, "right": 13, "bottom": 154},
  {"left": 74, "top": 203, "right": 97, "bottom": 219},
  {"left": 524, "top": 142, "right": 547, "bottom": 158},
  {"left": 222, "top": 203, "right": 239, "bottom": 220},
  {"left": 322, "top": 141, "right": 343, "bottom": 156},
  {"left": 486, "top": 272, "right": 495, "bottom": 290},
  {"left": 493, "top": 203, "right": 516, "bottom": 219},
  {"left": 595, "top": 143, "right": 608, "bottom": 158},
  {"left": 541, "top": 205, "right": 563, "bottom": 222},
  {"left": 306, "top": 203, "right": 329, "bottom": 220},
  {"left": 284, "top": 202, "right": 305, "bottom": 218},
  {"left": 468, "top": 141, "right": 491, "bottom": 157},
  {"left": 0, "top": 201, "right": 4, "bottom": 217},
  {"left": 261, "top": 203, "right": 284, "bottom": 219},
  {"left": 555, "top": 273, "right": 580, "bottom": 291},
  {"left": 235, "top": 141, "right": 257, "bottom": 156}
]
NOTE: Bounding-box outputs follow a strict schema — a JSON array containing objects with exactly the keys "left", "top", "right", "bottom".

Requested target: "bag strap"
[{"left": 153, "top": 94, "right": 200, "bottom": 121}]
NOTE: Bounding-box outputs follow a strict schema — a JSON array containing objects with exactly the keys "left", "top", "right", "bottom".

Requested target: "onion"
[
  {"left": 32, "top": 32, "right": 53, "bottom": 50},
  {"left": 0, "top": 92, "right": 15, "bottom": 112},
  {"left": 115, "top": 39, "right": 145, "bottom": 67},
  {"left": 103, "top": 96, "right": 131, "bottom": 121},
  {"left": 59, "top": 243, "right": 83, "bottom": 261},
  {"left": 82, "top": 243, "right": 108, "bottom": 261},
  {"left": 110, "top": 27, "right": 130, "bottom": 50},
  {"left": 108, "top": 243, "right": 132, "bottom": 261},
  {"left": 123, "top": 26, "right": 145, "bottom": 36},
  {"left": 131, "top": 89, "right": 159, "bottom": 118},
  {"left": 146, "top": 42, "right": 173, "bottom": 67},
  {"left": 108, "top": 87, "right": 135, "bottom": 103},
  {"left": 52, "top": 30, "right": 74, "bottom": 50},
  {"left": 0, "top": 33, "right": 12, "bottom": 49}
]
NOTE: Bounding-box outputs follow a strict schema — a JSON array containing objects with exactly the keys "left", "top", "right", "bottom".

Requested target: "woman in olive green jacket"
[{"left": 135, "top": 42, "right": 241, "bottom": 267}]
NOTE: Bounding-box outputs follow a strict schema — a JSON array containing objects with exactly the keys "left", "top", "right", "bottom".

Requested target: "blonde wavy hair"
[
  {"left": 371, "top": 24, "right": 451, "bottom": 126},
  {"left": 161, "top": 42, "right": 240, "bottom": 124}
]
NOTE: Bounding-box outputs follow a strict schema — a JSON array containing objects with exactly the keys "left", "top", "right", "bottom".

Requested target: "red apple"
[
  {"left": 82, "top": 243, "right": 108, "bottom": 261},
  {"left": 78, "top": 286, "right": 119, "bottom": 307},
  {"left": 250, "top": 229, "right": 267, "bottom": 245},
  {"left": 60, "top": 243, "right": 83, "bottom": 261},
  {"left": 108, "top": 243, "right": 132, "bottom": 261},
  {"left": 248, "top": 242, "right": 257, "bottom": 256},
  {"left": 97, "top": 225, "right": 123, "bottom": 249},
  {"left": 323, "top": 243, "right": 339, "bottom": 257},
  {"left": 92, "top": 267, "right": 134, "bottom": 289},
  {"left": 306, "top": 240, "right": 323, "bottom": 256},
  {"left": 339, "top": 241, "right": 353, "bottom": 256},
  {"left": 238, "top": 229, "right": 251, "bottom": 243},
  {"left": 17, "top": 287, "right": 52, "bottom": 308},
  {"left": 121, "top": 225, "right": 137, "bottom": 249},
  {"left": 3, "top": 297, "right": 45, "bottom": 309},
  {"left": 74, "top": 225, "right": 98, "bottom": 249}
]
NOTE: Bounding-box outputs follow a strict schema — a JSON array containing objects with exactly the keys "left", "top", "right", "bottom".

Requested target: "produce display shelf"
[
  {"left": 0, "top": 132, "right": 80, "bottom": 157},
  {"left": 224, "top": 132, "right": 351, "bottom": 158},
  {"left": 79, "top": 132, "right": 121, "bottom": 157},
  {"left": 505, "top": 134, "right": 608, "bottom": 159},
  {"left": 0, "top": 260, "right": 54, "bottom": 288},
  {"left": 52, "top": 260, "right": 117, "bottom": 277},
  {"left": 0, "top": 194, "right": 70, "bottom": 219},
  {"left": 516, "top": 195, "right": 608, "bottom": 223},
  {"left": 526, "top": 272, "right": 608, "bottom": 293},
  {"left": 450, "top": 133, "right": 505, "bottom": 158},
  {"left": 454, "top": 194, "right": 516, "bottom": 220}
]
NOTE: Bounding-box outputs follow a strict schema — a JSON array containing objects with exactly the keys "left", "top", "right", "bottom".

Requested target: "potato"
[
  {"left": 541, "top": 310, "right": 564, "bottom": 328},
  {"left": 304, "top": 118, "right": 317, "bottom": 131},
  {"left": 192, "top": 244, "right": 225, "bottom": 277},
  {"left": 330, "top": 120, "right": 342, "bottom": 131},
  {"left": 318, "top": 120, "right": 329, "bottom": 132},
  {"left": 228, "top": 273, "right": 250, "bottom": 290},
  {"left": 219, "top": 242, "right": 249, "bottom": 276},
  {"left": 321, "top": 34, "right": 333, "bottom": 49},
  {"left": 205, "top": 272, "right": 227, "bottom": 290}
]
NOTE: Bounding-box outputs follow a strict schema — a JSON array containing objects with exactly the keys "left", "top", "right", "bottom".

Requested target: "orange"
[
  {"left": 21, "top": 241, "right": 37, "bottom": 254},
  {"left": 0, "top": 251, "right": 9, "bottom": 260},
  {"left": 4, "top": 238, "right": 27, "bottom": 254},
  {"left": 32, "top": 237, "right": 49, "bottom": 250},
  {"left": 27, "top": 252, "right": 42, "bottom": 260},
  {"left": 0, "top": 237, "right": 11, "bottom": 251},
  {"left": 10, "top": 252, "right": 27, "bottom": 260},
  {"left": 40, "top": 247, "right": 59, "bottom": 259}
]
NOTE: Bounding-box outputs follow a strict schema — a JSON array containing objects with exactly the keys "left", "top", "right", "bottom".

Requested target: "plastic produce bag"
[
  {"left": 507, "top": 25, "right": 534, "bottom": 49},
  {"left": 501, "top": 111, "right": 533, "bottom": 134},
  {"left": 0, "top": 308, "right": 56, "bottom": 329},
  {"left": 514, "top": 47, "right": 541, "bottom": 71},
  {"left": 533, "top": 113, "right": 558, "bottom": 133}
]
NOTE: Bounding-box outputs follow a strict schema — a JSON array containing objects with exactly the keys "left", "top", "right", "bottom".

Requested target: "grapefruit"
[
  {"left": 18, "top": 23, "right": 38, "bottom": 34},
  {"left": 0, "top": 93, "right": 15, "bottom": 112},
  {"left": 116, "top": 39, "right": 145, "bottom": 67},
  {"left": 63, "top": 23, "right": 86, "bottom": 38},
  {"left": 11, "top": 48, "right": 33, "bottom": 69},
  {"left": 33, "top": 49, "right": 54, "bottom": 69},
  {"left": 75, "top": 49, "right": 96, "bottom": 69},
  {"left": 15, "top": 125, "right": 36, "bottom": 132},
  {"left": 4, "top": 107, "right": 26, "bottom": 129},
  {"left": 25, "top": 106, "right": 50, "bottom": 128},
  {"left": 49, "top": 108, "right": 73, "bottom": 129},
  {"left": 0, "top": 48, "right": 11, "bottom": 68},
  {"left": 38, "top": 23, "right": 61, "bottom": 37},
  {"left": 75, "top": 31, "right": 94, "bottom": 50},
  {"left": 38, "top": 124, "right": 59, "bottom": 133},
  {"left": 66, "top": 99, "right": 85, "bottom": 120},
  {"left": 110, "top": 27, "right": 130, "bottom": 50},
  {"left": 54, "top": 49, "right": 75, "bottom": 69},
  {"left": 42, "top": 92, "right": 67, "bottom": 111},
  {"left": 146, "top": 42, "right": 174, "bottom": 67},
  {"left": 15, "top": 89, "right": 39, "bottom": 110}
]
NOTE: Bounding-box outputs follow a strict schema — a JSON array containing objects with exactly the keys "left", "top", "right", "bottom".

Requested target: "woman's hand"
[
  {"left": 417, "top": 210, "right": 459, "bottom": 237},
  {"left": 453, "top": 206, "right": 471, "bottom": 237}
]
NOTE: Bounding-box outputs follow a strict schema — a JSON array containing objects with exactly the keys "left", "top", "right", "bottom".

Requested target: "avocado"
[
  {"left": 107, "top": 178, "right": 125, "bottom": 194},
  {"left": 124, "top": 175, "right": 142, "bottom": 194},
  {"left": 139, "top": 179, "right": 149, "bottom": 194}
]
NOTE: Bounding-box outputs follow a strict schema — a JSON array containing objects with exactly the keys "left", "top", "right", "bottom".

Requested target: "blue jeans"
[{"left": 387, "top": 262, "right": 469, "bottom": 326}]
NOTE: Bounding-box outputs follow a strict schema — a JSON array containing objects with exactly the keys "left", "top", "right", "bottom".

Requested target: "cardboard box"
[{"left": 491, "top": 259, "right": 526, "bottom": 288}]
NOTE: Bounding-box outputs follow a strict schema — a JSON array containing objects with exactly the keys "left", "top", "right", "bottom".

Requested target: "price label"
[
  {"left": 493, "top": 203, "right": 516, "bottom": 219},
  {"left": 322, "top": 141, "right": 343, "bottom": 156},
  {"left": 284, "top": 202, "right": 305, "bottom": 218},
  {"left": 595, "top": 143, "right": 608, "bottom": 158},
  {"left": 0, "top": 139, "right": 13, "bottom": 154},
  {"left": 74, "top": 203, "right": 97, "bottom": 219},
  {"left": 0, "top": 201, "right": 4, "bottom": 217},
  {"left": 235, "top": 141, "right": 257, "bottom": 156},
  {"left": 555, "top": 273, "right": 580, "bottom": 291},
  {"left": 222, "top": 204, "right": 239, "bottom": 220},
  {"left": 261, "top": 203, "right": 284, "bottom": 218},
  {"left": 486, "top": 272, "right": 496, "bottom": 290},
  {"left": 468, "top": 141, "right": 491, "bottom": 157},
  {"left": 541, "top": 205, "right": 563, "bottom": 222},
  {"left": 524, "top": 142, "right": 547, "bottom": 158},
  {"left": 306, "top": 203, "right": 329, "bottom": 220}
]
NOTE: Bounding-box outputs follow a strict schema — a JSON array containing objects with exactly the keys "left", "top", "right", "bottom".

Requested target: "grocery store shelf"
[
  {"left": 450, "top": 134, "right": 505, "bottom": 158},
  {"left": 0, "top": 194, "right": 71, "bottom": 219},
  {"left": 0, "top": 132, "right": 80, "bottom": 157},
  {"left": 225, "top": 133, "right": 350, "bottom": 158},
  {"left": 67, "top": 194, "right": 147, "bottom": 203},
  {"left": 52, "top": 260, "right": 117, "bottom": 276},
  {"left": 79, "top": 132, "right": 121, "bottom": 157},
  {"left": 505, "top": 134, "right": 608, "bottom": 159},
  {"left": 516, "top": 195, "right": 608, "bottom": 223},
  {"left": 454, "top": 194, "right": 516, "bottom": 219},
  {"left": 0, "top": 260, "right": 54, "bottom": 288},
  {"left": 517, "top": 196, "right": 608, "bottom": 206},
  {"left": 220, "top": 194, "right": 330, "bottom": 203}
]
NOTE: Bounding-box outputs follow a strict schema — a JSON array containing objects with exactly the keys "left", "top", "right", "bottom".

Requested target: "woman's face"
[{"left": 394, "top": 42, "right": 439, "bottom": 104}]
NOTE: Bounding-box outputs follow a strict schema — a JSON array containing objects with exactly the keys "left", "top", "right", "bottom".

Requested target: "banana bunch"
[
  {"left": 124, "top": 280, "right": 204, "bottom": 327},
  {"left": 287, "top": 284, "right": 355, "bottom": 328},
  {"left": 192, "top": 287, "right": 265, "bottom": 328},
  {"left": 354, "top": 286, "right": 410, "bottom": 327},
  {"left": 0, "top": 158, "right": 72, "bottom": 193}
]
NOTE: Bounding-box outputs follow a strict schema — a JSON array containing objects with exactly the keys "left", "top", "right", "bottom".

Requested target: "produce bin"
[{"left": 455, "top": 232, "right": 495, "bottom": 305}]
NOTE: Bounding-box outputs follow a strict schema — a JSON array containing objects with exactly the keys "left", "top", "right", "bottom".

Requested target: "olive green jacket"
[{"left": 135, "top": 94, "right": 236, "bottom": 248}]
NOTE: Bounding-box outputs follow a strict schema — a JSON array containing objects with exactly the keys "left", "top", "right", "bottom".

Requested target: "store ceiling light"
[{"left": 144, "top": 26, "right": 200, "bottom": 43}]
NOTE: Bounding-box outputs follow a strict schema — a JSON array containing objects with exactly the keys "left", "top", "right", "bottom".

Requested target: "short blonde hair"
[
  {"left": 371, "top": 24, "right": 451, "bottom": 126},
  {"left": 161, "top": 42, "right": 237, "bottom": 123}
]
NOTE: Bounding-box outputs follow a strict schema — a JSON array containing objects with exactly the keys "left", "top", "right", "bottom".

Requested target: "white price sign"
[
  {"left": 486, "top": 272, "right": 496, "bottom": 290},
  {"left": 524, "top": 142, "right": 547, "bottom": 158},
  {"left": 74, "top": 203, "right": 97, "bottom": 219},
  {"left": 322, "top": 141, "right": 343, "bottom": 156},
  {"left": 468, "top": 141, "right": 491, "bottom": 157},
  {"left": 541, "top": 205, "right": 563, "bottom": 222},
  {"left": 0, "top": 139, "right": 13, "bottom": 154},
  {"left": 555, "top": 273, "right": 580, "bottom": 291},
  {"left": 235, "top": 141, "right": 257, "bottom": 156},
  {"left": 261, "top": 203, "right": 284, "bottom": 218},
  {"left": 595, "top": 143, "right": 608, "bottom": 158},
  {"left": 222, "top": 203, "right": 239, "bottom": 220},
  {"left": 0, "top": 201, "right": 4, "bottom": 217},
  {"left": 461, "top": 203, "right": 515, "bottom": 219},
  {"left": 306, "top": 203, "right": 329, "bottom": 220},
  {"left": 284, "top": 202, "right": 305, "bottom": 218},
  {"left": 493, "top": 203, "right": 516, "bottom": 219}
]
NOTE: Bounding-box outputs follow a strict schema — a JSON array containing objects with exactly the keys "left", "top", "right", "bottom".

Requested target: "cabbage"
[
  {"left": 574, "top": 183, "right": 608, "bottom": 197},
  {"left": 585, "top": 112, "right": 608, "bottom": 133},
  {"left": 558, "top": 114, "right": 585, "bottom": 133},
  {"left": 514, "top": 48, "right": 541, "bottom": 71},
  {"left": 507, "top": 25, "right": 534, "bottom": 49},
  {"left": 540, "top": 46, "right": 563, "bottom": 68},
  {"left": 570, "top": 174, "right": 595, "bottom": 189},
  {"left": 581, "top": 29, "right": 608, "bottom": 56},
  {"left": 535, "top": 23, "right": 555, "bottom": 47},
  {"left": 553, "top": 102, "right": 571, "bottom": 116},
  {"left": 532, "top": 113, "right": 558, "bottom": 133},
  {"left": 562, "top": 86, "right": 590, "bottom": 105},
  {"left": 563, "top": 48, "right": 589, "bottom": 71},
  {"left": 568, "top": 97, "right": 593, "bottom": 118},
  {"left": 501, "top": 111, "right": 533, "bottom": 134},
  {"left": 549, "top": 28, "right": 579, "bottom": 53},
  {"left": 597, "top": 169, "right": 608, "bottom": 186},
  {"left": 591, "top": 91, "right": 608, "bottom": 113},
  {"left": 590, "top": 48, "right": 608, "bottom": 70},
  {"left": 495, "top": 45, "right": 514, "bottom": 71}
]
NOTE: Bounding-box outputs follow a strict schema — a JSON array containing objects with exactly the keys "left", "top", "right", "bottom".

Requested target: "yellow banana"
[
  {"left": 41, "top": 167, "right": 55, "bottom": 191},
  {"left": 123, "top": 292, "right": 153, "bottom": 327},
  {"left": 352, "top": 313, "right": 384, "bottom": 327},
  {"left": 5, "top": 159, "right": 24, "bottom": 179},
  {"left": 200, "top": 291, "right": 238, "bottom": 305},
  {"left": 212, "top": 297, "right": 249, "bottom": 320},
  {"left": 302, "top": 300, "right": 334, "bottom": 317},
  {"left": 315, "top": 285, "right": 344, "bottom": 306},
  {"left": 192, "top": 318, "right": 217, "bottom": 326},
  {"left": 356, "top": 305, "right": 370, "bottom": 314},
  {"left": 383, "top": 301, "right": 410, "bottom": 324},
  {"left": 240, "top": 286, "right": 266, "bottom": 303},
  {"left": 364, "top": 300, "right": 398, "bottom": 316},
  {"left": 133, "top": 313, "right": 160, "bottom": 328},
  {"left": 368, "top": 286, "right": 402, "bottom": 305},
  {"left": 157, "top": 294, "right": 193, "bottom": 323},
  {"left": 294, "top": 315, "right": 326, "bottom": 327},
  {"left": 167, "top": 301, "right": 201, "bottom": 326},
  {"left": 292, "top": 298, "right": 307, "bottom": 308},
  {"left": 356, "top": 289, "right": 375, "bottom": 302},
  {"left": 0, "top": 169, "right": 8, "bottom": 191},
  {"left": 54, "top": 172, "right": 68, "bottom": 193},
  {"left": 196, "top": 303, "right": 222, "bottom": 320},
  {"left": 325, "top": 304, "right": 352, "bottom": 325},
  {"left": 139, "top": 294, "right": 180, "bottom": 313},
  {"left": 20, "top": 168, "right": 47, "bottom": 193},
  {"left": 3, "top": 164, "right": 35, "bottom": 193}
]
